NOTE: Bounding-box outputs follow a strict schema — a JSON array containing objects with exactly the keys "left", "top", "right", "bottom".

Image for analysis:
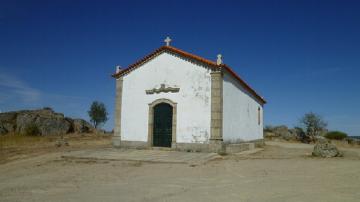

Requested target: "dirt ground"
[
  {"left": 1, "top": 139, "right": 360, "bottom": 202},
  {"left": 0, "top": 133, "right": 112, "bottom": 164}
]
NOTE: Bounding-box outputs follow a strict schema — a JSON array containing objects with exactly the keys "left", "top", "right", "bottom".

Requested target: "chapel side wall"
[
  {"left": 222, "top": 71, "right": 264, "bottom": 142},
  {"left": 120, "top": 52, "right": 212, "bottom": 144}
]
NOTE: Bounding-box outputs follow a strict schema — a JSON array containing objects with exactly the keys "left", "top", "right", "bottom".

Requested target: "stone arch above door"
[{"left": 148, "top": 99, "right": 177, "bottom": 147}]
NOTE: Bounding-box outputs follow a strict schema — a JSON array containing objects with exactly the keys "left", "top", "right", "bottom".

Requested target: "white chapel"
[{"left": 112, "top": 37, "right": 266, "bottom": 152}]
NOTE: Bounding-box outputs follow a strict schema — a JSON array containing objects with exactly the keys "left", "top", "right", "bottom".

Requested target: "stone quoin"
[{"left": 111, "top": 38, "right": 266, "bottom": 152}]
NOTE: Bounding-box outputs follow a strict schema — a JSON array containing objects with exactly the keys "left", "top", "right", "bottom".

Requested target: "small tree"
[
  {"left": 299, "top": 112, "right": 327, "bottom": 141},
  {"left": 88, "top": 101, "right": 108, "bottom": 129}
]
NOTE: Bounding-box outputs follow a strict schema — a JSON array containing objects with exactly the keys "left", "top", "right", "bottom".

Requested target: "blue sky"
[{"left": 0, "top": 0, "right": 359, "bottom": 135}]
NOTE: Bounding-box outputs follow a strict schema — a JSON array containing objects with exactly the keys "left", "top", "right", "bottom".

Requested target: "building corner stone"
[
  {"left": 210, "top": 70, "right": 223, "bottom": 146},
  {"left": 113, "top": 77, "right": 123, "bottom": 147}
]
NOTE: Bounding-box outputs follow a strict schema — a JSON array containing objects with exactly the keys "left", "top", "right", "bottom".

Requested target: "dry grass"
[
  {"left": 0, "top": 133, "right": 112, "bottom": 164},
  {"left": 0, "top": 134, "right": 53, "bottom": 148}
]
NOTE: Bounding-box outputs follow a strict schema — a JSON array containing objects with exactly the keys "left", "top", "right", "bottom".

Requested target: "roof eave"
[{"left": 221, "top": 64, "right": 267, "bottom": 104}]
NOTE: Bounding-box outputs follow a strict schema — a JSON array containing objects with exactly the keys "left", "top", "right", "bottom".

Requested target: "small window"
[{"left": 257, "top": 107, "right": 261, "bottom": 125}]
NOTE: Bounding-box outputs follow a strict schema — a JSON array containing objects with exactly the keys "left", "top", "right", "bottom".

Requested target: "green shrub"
[
  {"left": 325, "top": 131, "right": 348, "bottom": 140},
  {"left": 23, "top": 124, "right": 40, "bottom": 136}
]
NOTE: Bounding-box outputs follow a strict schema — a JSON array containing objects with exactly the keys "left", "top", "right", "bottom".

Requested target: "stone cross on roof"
[
  {"left": 217, "top": 54, "right": 223, "bottom": 65},
  {"left": 164, "top": 36, "right": 172, "bottom": 46}
]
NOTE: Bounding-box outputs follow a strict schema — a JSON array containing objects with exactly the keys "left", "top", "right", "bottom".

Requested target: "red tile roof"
[{"left": 112, "top": 46, "right": 266, "bottom": 104}]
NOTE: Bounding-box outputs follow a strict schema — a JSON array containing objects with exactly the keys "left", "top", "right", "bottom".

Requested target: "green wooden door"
[{"left": 153, "top": 103, "right": 173, "bottom": 147}]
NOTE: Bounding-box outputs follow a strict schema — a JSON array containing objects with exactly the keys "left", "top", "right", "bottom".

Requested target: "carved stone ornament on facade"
[{"left": 145, "top": 84, "right": 180, "bottom": 94}]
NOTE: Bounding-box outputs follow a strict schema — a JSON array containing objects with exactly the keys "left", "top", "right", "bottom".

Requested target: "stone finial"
[
  {"left": 164, "top": 36, "right": 172, "bottom": 46},
  {"left": 116, "top": 65, "right": 122, "bottom": 73},
  {"left": 217, "top": 54, "right": 223, "bottom": 65}
]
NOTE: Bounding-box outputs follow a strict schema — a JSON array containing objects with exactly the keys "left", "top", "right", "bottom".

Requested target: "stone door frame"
[{"left": 148, "top": 98, "right": 177, "bottom": 147}]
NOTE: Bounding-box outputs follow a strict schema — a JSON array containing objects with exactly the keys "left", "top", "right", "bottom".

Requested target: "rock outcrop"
[
  {"left": 312, "top": 136, "right": 342, "bottom": 157},
  {"left": 72, "top": 119, "right": 94, "bottom": 133},
  {"left": 0, "top": 108, "right": 94, "bottom": 136},
  {"left": 0, "top": 112, "right": 17, "bottom": 134},
  {"left": 264, "top": 125, "right": 313, "bottom": 143},
  {"left": 264, "top": 125, "right": 305, "bottom": 141}
]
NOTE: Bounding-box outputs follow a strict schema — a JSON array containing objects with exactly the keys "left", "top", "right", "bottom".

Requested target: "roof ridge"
[{"left": 165, "top": 46, "right": 219, "bottom": 67}]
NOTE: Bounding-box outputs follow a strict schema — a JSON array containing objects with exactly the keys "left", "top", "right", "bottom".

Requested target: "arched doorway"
[
  {"left": 148, "top": 99, "right": 177, "bottom": 148},
  {"left": 153, "top": 103, "right": 173, "bottom": 147}
]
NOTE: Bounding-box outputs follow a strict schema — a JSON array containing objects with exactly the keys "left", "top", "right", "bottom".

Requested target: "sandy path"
[{"left": 0, "top": 142, "right": 360, "bottom": 202}]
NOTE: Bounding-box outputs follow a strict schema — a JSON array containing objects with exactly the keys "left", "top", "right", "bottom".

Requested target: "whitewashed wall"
[
  {"left": 120, "top": 52, "right": 212, "bottom": 143},
  {"left": 222, "top": 71, "right": 263, "bottom": 141}
]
